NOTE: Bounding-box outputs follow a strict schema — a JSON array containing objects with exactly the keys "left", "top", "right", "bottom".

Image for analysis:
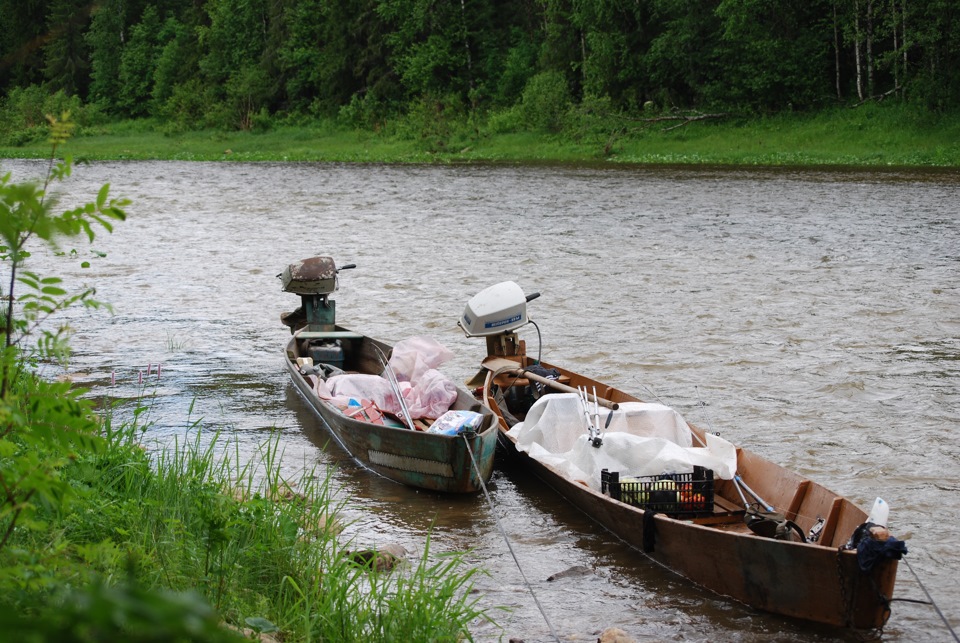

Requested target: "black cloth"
[{"left": 857, "top": 534, "right": 908, "bottom": 572}]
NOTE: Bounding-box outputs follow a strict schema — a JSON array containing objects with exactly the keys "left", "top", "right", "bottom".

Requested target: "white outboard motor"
[{"left": 458, "top": 281, "right": 537, "bottom": 337}]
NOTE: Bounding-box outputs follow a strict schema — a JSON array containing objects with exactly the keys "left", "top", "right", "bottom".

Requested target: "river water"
[{"left": 3, "top": 159, "right": 959, "bottom": 641}]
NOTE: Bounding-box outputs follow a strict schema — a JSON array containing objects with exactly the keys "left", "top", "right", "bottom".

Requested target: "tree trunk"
[
  {"left": 902, "top": 0, "right": 908, "bottom": 92},
  {"left": 855, "top": 0, "right": 864, "bottom": 100},
  {"left": 460, "top": 0, "right": 472, "bottom": 80},
  {"left": 580, "top": 29, "right": 587, "bottom": 86},
  {"left": 891, "top": 0, "right": 899, "bottom": 91},
  {"left": 833, "top": 1, "right": 842, "bottom": 100},
  {"left": 866, "top": 0, "right": 874, "bottom": 97}
]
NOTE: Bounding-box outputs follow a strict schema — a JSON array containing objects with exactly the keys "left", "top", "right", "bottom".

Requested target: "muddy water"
[{"left": 3, "top": 159, "right": 959, "bottom": 641}]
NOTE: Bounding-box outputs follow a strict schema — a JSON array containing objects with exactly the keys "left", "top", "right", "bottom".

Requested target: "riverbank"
[
  {"left": 0, "top": 152, "right": 487, "bottom": 642},
  {"left": 2, "top": 104, "right": 958, "bottom": 167}
]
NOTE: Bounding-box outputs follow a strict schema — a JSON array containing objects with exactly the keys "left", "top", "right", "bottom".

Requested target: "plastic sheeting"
[
  {"left": 506, "top": 393, "right": 737, "bottom": 490},
  {"left": 315, "top": 336, "right": 458, "bottom": 420}
]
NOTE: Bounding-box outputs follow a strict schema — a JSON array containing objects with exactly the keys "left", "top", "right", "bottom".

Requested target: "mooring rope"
[
  {"left": 462, "top": 435, "right": 561, "bottom": 643},
  {"left": 896, "top": 558, "right": 960, "bottom": 642}
]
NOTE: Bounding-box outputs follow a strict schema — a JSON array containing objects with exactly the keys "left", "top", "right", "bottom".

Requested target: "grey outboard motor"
[{"left": 279, "top": 255, "right": 355, "bottom": 370}]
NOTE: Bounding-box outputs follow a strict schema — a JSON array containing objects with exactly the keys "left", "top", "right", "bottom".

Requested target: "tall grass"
[{"left": 3, "top": 413, "right": 489, "bottom": 641}]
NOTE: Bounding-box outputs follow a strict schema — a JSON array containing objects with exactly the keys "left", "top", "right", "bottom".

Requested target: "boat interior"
[{"left": 482, "top": 348, "right": 868, "bottom": 548}]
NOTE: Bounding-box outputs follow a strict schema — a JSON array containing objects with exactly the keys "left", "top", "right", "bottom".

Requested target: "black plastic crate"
[{"left": 601, "top": 466, "right": 715, "bottom": 516}]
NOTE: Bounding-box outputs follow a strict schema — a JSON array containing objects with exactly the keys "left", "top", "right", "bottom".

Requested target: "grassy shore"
[
  {"left": 2, "top": 104, "right": 958, "bottom": 168},
  {"left": 2, "top": 419, "right": 488, "bottom": 641}
]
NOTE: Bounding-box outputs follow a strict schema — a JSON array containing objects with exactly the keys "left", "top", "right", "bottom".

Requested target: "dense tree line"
[{"left": 1, "top": 0, "right": 957, "bottom": 132}]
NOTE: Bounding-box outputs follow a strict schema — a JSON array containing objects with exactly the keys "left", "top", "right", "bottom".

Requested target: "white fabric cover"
[{"left": 506, "top": 394, "right": 737, "bottom": 490}]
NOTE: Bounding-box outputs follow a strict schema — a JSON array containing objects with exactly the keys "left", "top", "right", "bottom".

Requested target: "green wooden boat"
[{"left": 280, "top": 257, "right": 498, "bottom": 493}]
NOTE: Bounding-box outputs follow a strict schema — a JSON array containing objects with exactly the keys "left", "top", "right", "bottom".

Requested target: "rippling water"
[{"left": 4, "top": 159, "right": 959, "bottom": 641}]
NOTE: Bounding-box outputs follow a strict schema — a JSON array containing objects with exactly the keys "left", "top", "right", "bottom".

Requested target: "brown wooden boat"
[
  {"left": 280, "top": 257, "right": 498, "bottom": 493},
  {"left": 459, "top": 281, "right": 905, "bottom": 629}
]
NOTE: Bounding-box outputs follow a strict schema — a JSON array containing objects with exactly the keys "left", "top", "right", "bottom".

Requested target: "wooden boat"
[
  {"left": 280, "top": 257, "right": 498, "bottom": 493},
  {"left": 458, "top": 281, "right": 905, "bottom": 629}
]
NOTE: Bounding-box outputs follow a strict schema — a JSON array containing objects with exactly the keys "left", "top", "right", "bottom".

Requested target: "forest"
[{"left": 0, "top": 0, "right": 958, "bottom": 139}]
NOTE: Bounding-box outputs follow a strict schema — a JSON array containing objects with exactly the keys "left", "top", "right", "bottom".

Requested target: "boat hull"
[
  {"left": 286, "top": 332, "right": 498, "bottom": 493},
  {"left": 484, "top": 356, "right": 898, "bottom": 629}
]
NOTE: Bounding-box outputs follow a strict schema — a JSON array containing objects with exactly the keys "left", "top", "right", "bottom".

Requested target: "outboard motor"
[
  {"left": 459, "top": 281, "right": 540, "bottom": 358},
  {"left": 279, "top": 256, "right": 355, "bottom": 370}
]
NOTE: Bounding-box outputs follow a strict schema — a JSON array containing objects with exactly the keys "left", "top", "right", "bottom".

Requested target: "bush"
[
  {"left": 520, "top": 71, "right": 572, "bottom": 133},
  {"left": 4, "top": 85, "right": 48, "bottom": 129},
  {"left": 156, "top": 79, "right": 212, "bottom": 131},
  {"left": 0, "top": 87, "right": 106, "bottom": 144},
  {"left": 396, "top": 94, "right": 465, "bottom": 151},
  {"left": 484, "top": 104, "right": 524, "bottom": 135},
  {"left": 337, "top": 92, "right": 391, "bottom": 130}
]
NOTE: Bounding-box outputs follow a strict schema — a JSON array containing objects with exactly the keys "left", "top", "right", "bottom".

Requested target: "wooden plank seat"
[{"left": 295, "top": 330, "right": 366, "bottom": 340}]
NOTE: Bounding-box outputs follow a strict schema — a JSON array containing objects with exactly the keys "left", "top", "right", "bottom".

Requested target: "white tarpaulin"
[{"left": 506, "top": 393, "right": 737, "bottom": 490}]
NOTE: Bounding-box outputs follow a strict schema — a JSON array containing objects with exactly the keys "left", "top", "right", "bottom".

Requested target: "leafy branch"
[{"left": 0, "top": 112, "right": 128, "bottom": 556}]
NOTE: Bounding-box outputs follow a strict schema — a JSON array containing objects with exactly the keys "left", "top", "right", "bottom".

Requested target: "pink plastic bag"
[
  {"left": 401, "top": 368, "right": 458, "bottom": 419},
  {"left": 389, "top": 336, "right": 454, "bottom": 382},
  {"left": 326, "top": 374, "right": 403, "bottom": 415}
]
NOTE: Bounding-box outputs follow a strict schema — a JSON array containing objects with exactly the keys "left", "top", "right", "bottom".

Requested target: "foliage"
[
  {"left": 151, "top": 18, "right": 200, "bottom": 116},
  {"left": 0, "top": 578, "right": 245, "bottom": 643},
  {"left": 154, "top": 79, "right": 213, "bottom": 131},
  {"left": 86, "top": 0, "right": 127, "bottom": 112},
  {"left": 0, "top": 88, "right": 85, "bottom": 146},
  {"left": 2, "top": 0, "right": 960, "bottom": 138},
  {"left": 118, "top": 6, "right": 164, "bottom": 118},
  {"left": 520, "top": 71, "right": 572, "bottom": 133},
  {"left": 0, "top": 115, "right": 128, "bottom": 580},
  {"left": 42, "top": 0, "right": 93, "bottom": 97},
  {"left": 714, "top": 0, "right": 834, "bottom": 111},
  {"left": 493, "top": 38, "right": 538, "bottom": 108}
]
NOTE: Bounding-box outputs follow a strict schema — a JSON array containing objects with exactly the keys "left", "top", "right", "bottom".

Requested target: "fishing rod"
[
  {"left": 693, "top": 385, "right": 775, "bottom": 511},
  {"left": 373, "top": 345, "right": 416, "bottom": 432}
]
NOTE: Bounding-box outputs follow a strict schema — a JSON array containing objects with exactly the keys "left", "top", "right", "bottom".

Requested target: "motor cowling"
[
  {"left": 459, "top": 281, "right": 532, "bottom": 337},
  {"left": 280, "top": 256, "right": 338, "bottom": 296}
]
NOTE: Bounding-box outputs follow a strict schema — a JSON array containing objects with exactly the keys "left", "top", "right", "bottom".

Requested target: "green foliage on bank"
[
  {"left": 1, "top": 103, "right": 958, "bottom": 168},
  {"left": 2, "top": 0, "right": 959, "bottom": 145},
  {"left": 0, "top": 127, "right": 490, "bottom": 641}
]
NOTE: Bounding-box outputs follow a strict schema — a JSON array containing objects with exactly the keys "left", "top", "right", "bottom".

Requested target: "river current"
[{"left": 3, "top": 159, "right": 959, "bottom": 641}]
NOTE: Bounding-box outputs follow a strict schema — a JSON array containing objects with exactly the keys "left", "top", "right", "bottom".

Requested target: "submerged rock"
[
  {"left": 546, "top": 564, "right": 593, "bottom": 581},
  {"left": 598, "top": 627, "right": 635, "bottom": 643},
  {"left": 346, "top": 543, "right": 409, "bottom": 572}
]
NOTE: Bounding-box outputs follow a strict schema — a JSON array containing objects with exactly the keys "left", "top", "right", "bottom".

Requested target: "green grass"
[
  {"left": 1, "top": 417, "right": 489, "bottom": 641},
  {"left": 2, "top": 103, "right": 958, "bottom": 167}
]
